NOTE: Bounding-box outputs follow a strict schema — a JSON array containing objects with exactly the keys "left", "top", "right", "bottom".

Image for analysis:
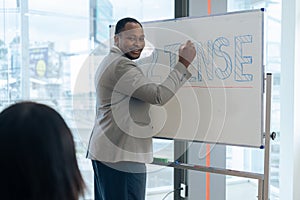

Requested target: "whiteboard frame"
[{"left": 147, "top": 9, "right": 266, "bottom": 147}]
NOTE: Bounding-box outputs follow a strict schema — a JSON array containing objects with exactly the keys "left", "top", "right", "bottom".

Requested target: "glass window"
[
  {"left": 0, "top": 0, "right": 174, "bottom": 199},
  {"left": 0, "top": 1, "right": 20, "bottom": 106}
]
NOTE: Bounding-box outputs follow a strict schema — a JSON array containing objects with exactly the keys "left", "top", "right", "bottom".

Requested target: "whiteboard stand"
[
  {"left": 262, "top": 73, "right": 273, "bottom": 200},
  {"left": 152, "top": 73, "right": 275, "bottom": 200}
]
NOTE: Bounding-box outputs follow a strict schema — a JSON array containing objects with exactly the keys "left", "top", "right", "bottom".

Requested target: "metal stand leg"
[
  {"left": 258, "top": 179, "right": 263, "bottom": 200},
  {"left": 263, "top": 73, "right": 272, "bottom": 200}
]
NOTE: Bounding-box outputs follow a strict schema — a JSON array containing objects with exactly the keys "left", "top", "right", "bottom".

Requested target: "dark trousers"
[{"left": 92, "top": 160, "right": 146, "bottom": 200}]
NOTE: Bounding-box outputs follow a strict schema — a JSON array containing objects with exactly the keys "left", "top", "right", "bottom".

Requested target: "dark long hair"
[{"left": 0, "top": 102, "right": 85, "bottom": 200}]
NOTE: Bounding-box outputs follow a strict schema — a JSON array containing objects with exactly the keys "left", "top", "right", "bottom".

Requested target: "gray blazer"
[{"left": 86, "top": 46, "right": 191, "bottom": 163}]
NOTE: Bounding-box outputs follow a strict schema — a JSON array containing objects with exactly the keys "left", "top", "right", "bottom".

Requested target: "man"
[{"left": 87, "top": 17, "right": 196, "bottom": 200}]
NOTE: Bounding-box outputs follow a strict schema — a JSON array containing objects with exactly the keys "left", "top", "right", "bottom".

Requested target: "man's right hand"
[{"left": 178, "top": 40, "right": 196, "bottom": 68}]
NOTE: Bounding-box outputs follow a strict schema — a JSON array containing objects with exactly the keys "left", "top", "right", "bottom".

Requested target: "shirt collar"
[{"left": 111, "top": 45, "right": 123, "bottom": 55}]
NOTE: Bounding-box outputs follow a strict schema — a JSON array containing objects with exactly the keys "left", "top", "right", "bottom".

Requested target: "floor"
[{"left": 146, "top": 180, "right": 279, "bottom": 200}]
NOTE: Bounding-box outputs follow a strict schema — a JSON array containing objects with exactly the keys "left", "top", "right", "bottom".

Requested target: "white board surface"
[{"left": 110, "top": 9, "right": 265, "bottom": 147}]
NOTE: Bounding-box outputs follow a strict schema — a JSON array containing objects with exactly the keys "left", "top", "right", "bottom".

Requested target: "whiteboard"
[{"left": 110, "top": 9, "right": 265, "bottom": 147}]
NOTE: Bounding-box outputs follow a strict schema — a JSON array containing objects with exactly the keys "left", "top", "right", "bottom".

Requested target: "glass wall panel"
[
  {"left": 0, "top": 0, "right": 174, "bottom": 199},
  {"left": 0, "top": 1, "right": 20, "bottom": 107}
]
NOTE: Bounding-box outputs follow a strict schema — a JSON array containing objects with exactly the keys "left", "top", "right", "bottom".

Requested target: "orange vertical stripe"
[
  {"left": 207, "top": 0, "right": 211, "bottom": 15},
  {"left": 206, "top": 144, "right": 210, "bottom": 200},
  {"left": 206, "top": 2, "right": 211, "bottom": 200}
]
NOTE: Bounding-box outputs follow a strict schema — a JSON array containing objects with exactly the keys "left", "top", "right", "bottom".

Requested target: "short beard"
[{"left": 124, "top": 52, "right": 140, "bottom": 60}]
